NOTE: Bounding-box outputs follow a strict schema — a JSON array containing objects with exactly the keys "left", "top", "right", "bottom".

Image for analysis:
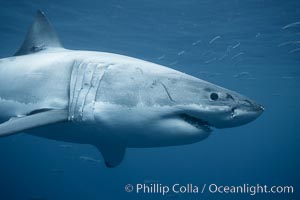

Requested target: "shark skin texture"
[{"left": 0, "top": 11, "right": 264, "bottom": 168}]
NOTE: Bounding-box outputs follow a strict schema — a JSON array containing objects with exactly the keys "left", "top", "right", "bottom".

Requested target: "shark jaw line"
[{"left": 177, "top": 113, "right": 212, "bottom": 132}]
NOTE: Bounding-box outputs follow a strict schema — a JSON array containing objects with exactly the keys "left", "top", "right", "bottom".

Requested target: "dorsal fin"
[{"left": 14, "top": 10, "right": 63, "bottom": 56}]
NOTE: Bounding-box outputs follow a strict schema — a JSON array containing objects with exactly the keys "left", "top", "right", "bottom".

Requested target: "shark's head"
[
  {"left": 91, "top": 64, "right": 264, "bottom": 147},
  {"left": 134, "top": 75, "right": 265, "bottom": 146},
  {"left": 175, "top": 84, "right": 264, "bottom": 130}
]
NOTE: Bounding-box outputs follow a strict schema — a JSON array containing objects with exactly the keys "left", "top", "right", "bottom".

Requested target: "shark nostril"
[
  {"left": 244, "top": 99, "right": 253, "bottom": 106},
  {"left": 226, "top": 93, "right": 234, "bottom": 100},
  {"left": 244, "top": 100, "right": 264, "bottom": 111}
]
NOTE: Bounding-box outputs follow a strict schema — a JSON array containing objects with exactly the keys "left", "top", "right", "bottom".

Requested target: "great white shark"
[{"left": 0, "top": 11, "right": 264, "bottom": 167}]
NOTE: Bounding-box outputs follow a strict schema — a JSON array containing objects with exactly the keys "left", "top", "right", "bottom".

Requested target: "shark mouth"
[{"left": 178, "top": 113, "right": 212, "bottom": 132}]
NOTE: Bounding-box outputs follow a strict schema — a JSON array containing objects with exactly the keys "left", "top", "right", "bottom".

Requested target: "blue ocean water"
[{"left": 0, "top": 0, "right": 299, "bottom": 199}]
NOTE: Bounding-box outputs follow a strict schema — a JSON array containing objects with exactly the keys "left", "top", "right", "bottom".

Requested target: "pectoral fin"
[
  {"left": 95, "top": 140, "right": 126, "bottom": 168},
  {"left": 0, "top": 109, "right": 68, "bottom": 137}
]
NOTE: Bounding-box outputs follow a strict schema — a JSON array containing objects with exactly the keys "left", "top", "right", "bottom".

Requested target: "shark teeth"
[{"left": 178, "top": 113, "right": 212, "bottom": 132}]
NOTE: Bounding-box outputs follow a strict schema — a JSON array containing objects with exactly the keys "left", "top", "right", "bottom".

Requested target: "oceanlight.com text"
[{"left": 124, "top": 183, "right": 294, "bottom": 196}]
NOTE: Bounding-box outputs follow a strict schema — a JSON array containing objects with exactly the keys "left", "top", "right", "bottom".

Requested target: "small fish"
[
  {"left": 209, "top": 35, "right": 221, "bottom": 44},
  {"left": 169, "top": 61, "right": 178, "bottom": 66},
  {"left": 233, "top": 72, "right": 252, "bottom": 79},
  {"left": 177, "top": 50, "right": 185, "bottom": 56},
  {"left": 282, "top": 22, "right": 300, "bottom": 30},
  {"left": 79, "top": 156, "right": 101, "bottom": 163},
  {"left": 278, "top": 41, "right": 300, "bottom": 47},
  {"left": 232, "top": 42, "right": 240, "bottom": 49},
  {"left": 218, "top": 54, "right": 227, "bottom": 61},
  {"left": 289, "top": 48, "right": 300, "bottom": 54},
  {"left": 205, "top": 57, "right": 217, "bottom": 64},
  {"left": 231, "top": 52, "right": 244, "bottom": 60},
  {"left": 157, "top": 55, "right": 165, "bottom": 60},
  {"left": 255, "top": 32, "right": 261, "bottom": 38},
  {"left": 192, "top": 40, "right": 201, "bottom": 46}
]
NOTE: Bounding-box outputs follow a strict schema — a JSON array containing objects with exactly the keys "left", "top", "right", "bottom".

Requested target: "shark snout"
[
  {"left": 239, "top": 99, "right": 264, "bottom": 115},
  {"left": 229, "top": 99, "right": 264, "bottom": 128},
  {"left": 241, "top": 99, "right": 264, "bottom": 112}
]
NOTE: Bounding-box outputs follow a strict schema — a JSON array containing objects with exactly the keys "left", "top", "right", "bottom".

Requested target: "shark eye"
[{"left": 210, "top": 92, "right": 219, "bottom": 101}]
